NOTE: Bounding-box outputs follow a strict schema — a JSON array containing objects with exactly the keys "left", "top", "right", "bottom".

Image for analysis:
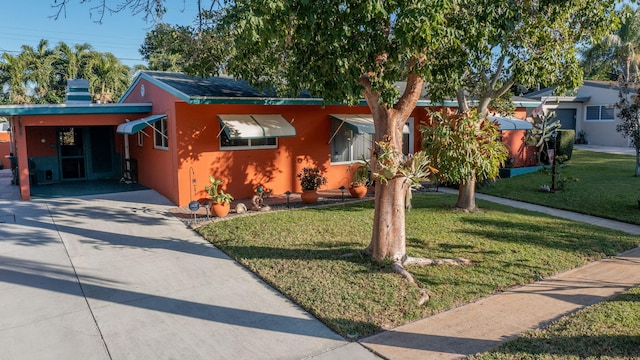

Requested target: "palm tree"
[
  {"left": 582, "top": 5, "right": 640, "bottom": 82},
  {"left": 86, "top": 52, "right": 131, "bottom": 103},
  {"left": 54, "top": 42, "right": 94, "bottom": 81},
  {"left": 0, "top": 53, "right": 29, "bottom": 104},
  {"left": 21, "top": 39, "right": 56, "bottom": 103}
]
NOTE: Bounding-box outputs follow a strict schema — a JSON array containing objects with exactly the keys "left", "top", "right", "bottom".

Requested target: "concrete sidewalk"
[
  {"left": 0, "top": 186, "right": 377, "bottom": 359},
  {"left": 360, "top": 190, "right": 640, "bottom": 359}
]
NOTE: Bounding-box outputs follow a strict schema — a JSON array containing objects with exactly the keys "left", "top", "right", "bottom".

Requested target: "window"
[
  {"left": 154, "top": 117, "right": 168, "bottom": 149},
  {"left": 137, "top": 131, "right": 143, "bottom": 147},
  {"left": 330, "top": 118, "right": 373, "bottom": 163},
  {"left": 330, "top": 117, "right": 414, "bottom": 164},
  {"left": 586, "top": 105, "right": 615, "bottom": 121},
  {"left": 219, "top": 130, "right": 277, "bottom": 150}
]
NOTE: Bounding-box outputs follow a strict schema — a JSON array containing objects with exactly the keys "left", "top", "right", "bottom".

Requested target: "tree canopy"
[
  {"left": 581, "top": 4, "right": 640, "bottom": 82},
  {"left": 0, "top": 40, "right": 131, "bottom": 104}
]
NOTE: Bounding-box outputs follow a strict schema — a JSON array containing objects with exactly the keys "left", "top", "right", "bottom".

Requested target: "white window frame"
[
  {"left": 219, "top": 130, "right": 278, "bottom": 151},
  {"left": 153, "top": 117, "right": 169, "bottom": 150},
  {"left": 585, "top": 105, "right": 615, "bottom": 122},
  {"left": 137, "top": 131, "right": 144, "bottom": 147}
]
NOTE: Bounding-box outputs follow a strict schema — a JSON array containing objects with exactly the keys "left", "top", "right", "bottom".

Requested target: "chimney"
[{"left": 65, "top": 79, "right": 92, "bottom": 104}]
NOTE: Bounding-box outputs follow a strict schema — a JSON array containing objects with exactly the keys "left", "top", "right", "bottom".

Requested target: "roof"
[
  {"left": 123, "top": 71, "right": 541, "bottom": 108},
  {"left": 524, "top": 80, "right": 638, "bottom": 100},
  {"left": 0, "top": 103, "right": 152, "bottom": 116}
]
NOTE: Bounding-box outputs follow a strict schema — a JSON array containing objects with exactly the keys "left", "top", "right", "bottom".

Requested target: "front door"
[
  {"left": 58, "top": 127, "right": 86, "bottom": 180},
  {"left": 57, "top": 126, "right": 117, "bottom": 181},
  {"left": 554, "top": 109, "right": 577, "bottom": 131}
]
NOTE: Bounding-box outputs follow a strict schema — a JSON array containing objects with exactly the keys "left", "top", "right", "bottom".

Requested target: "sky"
[{"left": 0, "top": 1, "right": 201, "bottom": 68}]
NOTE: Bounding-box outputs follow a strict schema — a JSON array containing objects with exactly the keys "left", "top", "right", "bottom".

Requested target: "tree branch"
[{"left": 489, "top": 54, "right": 506, "bottom": 90}]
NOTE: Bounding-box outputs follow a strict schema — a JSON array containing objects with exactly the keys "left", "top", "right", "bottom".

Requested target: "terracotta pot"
[
  {"left": 300, "top": 190, "right": 318, "bottom": 204},
  {"left": 211, "top": 202, "right": 231, "bottom": 217},
  {"left": 349, "top": 185, "right": 367, "bottom": 198}
]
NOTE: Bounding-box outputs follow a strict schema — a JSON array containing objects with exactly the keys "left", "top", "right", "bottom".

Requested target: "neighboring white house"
[{"left": 525, "top": 80, "right": 633, "bottom": 147}]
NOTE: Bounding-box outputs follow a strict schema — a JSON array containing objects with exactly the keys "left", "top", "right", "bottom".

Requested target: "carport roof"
[{"left": 0, "top": 103, "right": 152, "bottom": 116}]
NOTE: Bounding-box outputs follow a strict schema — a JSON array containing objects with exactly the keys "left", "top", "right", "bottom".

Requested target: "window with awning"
[
  {"left": 488, "top": 115, "right": 533, "bottom": 130},
  {"left": 218, "top": 114, "right": 296, "bottom": 139},
  {"left": 329, "top": 114, "right": 410, "bottom": 137},
  {"left": 329, "top": 114, "right": 413, "bottom": 163},
  {"left": 116, "top": 114, "right": 167, "bottom": 135}
]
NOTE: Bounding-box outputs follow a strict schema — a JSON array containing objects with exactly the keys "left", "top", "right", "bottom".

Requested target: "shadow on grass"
[{"left": 458, "top": 216, "right": 637, "bottom": 258}]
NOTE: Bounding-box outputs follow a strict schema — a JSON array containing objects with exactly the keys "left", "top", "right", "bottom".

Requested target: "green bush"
[
  {"left": 557, "top": 130, "right": 575, "bottom": 161},
  {"left": 543, "top": 130, "right": 575, "bottom": 164}
]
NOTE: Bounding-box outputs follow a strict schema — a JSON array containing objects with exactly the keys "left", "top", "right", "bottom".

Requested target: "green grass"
[
  {"left": 469, "top": 286, "right": 640, "bottom": 359},
  {"left": 480, "top": 150, "right": 640, "bottom": 225},
  {"left": 196, "top": 193, "right": 639, "bottom": 339}
]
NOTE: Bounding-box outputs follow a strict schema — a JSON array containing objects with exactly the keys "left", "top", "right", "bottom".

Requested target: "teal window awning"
[
  {"left": 329, "top": 114, "right": 410, "bottom": 135},
  {"left": 117, "top": 114, "right": 166, "bottom": 135},
  {"left": 488, "top": 115, "right": 533, "bottom": 130},
  {"left": 218, "top": 114, "right": 296, "bottom": 139}
]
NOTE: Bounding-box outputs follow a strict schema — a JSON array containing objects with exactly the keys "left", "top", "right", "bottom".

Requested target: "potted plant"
[
  {"left": 205, "top": 176, "right": 234, "bottom": 217},
  {"left": 348, "top": 161, "right": 369, "bottom": 198},
  {"left": 297, "top": 167, "right": 326, "bottom": 204},
  {"left": 577, "top": 130, "right": 587, "bottom": 144}
]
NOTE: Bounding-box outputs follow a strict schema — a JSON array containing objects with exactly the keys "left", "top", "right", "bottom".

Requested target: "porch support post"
[{"left": 14, "top": 117, "right": 30, "bottom": 200}]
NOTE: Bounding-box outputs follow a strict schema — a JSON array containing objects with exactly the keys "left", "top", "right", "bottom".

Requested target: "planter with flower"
[
  {"left": 348, "top": 161, "right": 370, "bottom": 198},
  {"left": 297, "top": 167, "right": 327, "bottom": 204},
  {"left": 205, "top": 176, "right": 234, "bottom": 217}
]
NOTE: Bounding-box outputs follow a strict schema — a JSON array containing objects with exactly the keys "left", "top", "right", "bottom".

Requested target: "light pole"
[{"left": 550, "top": 132, "right": 557, "bottom": 191}]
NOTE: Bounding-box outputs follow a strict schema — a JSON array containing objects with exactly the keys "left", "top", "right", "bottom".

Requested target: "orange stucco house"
[{"left": 0, "top": 72, "right": 539, "bottom": 205}]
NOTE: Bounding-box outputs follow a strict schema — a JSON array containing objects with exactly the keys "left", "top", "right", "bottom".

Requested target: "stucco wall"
[{"left": 537, "top": 82, "right": 630, "bottom": 147}]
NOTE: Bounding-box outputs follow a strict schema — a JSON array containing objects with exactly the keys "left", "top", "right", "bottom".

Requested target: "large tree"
[
  {"left": 449, "top": 0, "right": 619, "bottom": 210},
  {"left": 140, "top": 21, "right": 228, "bottom": 77},
  {"left": 222, "top": 0, "right": 468, "bottom": 272}
]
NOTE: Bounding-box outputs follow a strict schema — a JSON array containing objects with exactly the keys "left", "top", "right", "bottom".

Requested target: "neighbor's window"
[
  {"left": 330, "top": 118, "right": 373, "bottom": 163},
  {"left": 154, "top": 117, "right": 168, "bottom": 149},
  {"left": 586, "top": 105, "right": 615, "bottom": 121},
  {"left": 219, "top": 130, "right": 277, "bottom": 150}
]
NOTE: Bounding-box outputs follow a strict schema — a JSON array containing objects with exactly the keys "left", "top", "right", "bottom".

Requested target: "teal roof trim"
[
  {"left": 185, "top": 97, "right": 482, "bottom": 108},
  {"left": 0, "top": 103, "right": 153, "bottom": 116}
]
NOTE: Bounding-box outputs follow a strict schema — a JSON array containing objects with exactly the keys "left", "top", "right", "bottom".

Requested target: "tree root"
[
  {"left": 343, "top": 249, "right": 472, "bottom": 305},
  {"left": 392, "top": 256, "right": 472, "bottom": 305}
]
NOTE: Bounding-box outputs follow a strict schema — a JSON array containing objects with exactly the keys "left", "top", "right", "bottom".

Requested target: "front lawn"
[
  {"left": 196, "top": 193, "right": 639, "bottom": 339},
  {"left": 469, "top": 286, "right": 640, "bottom": 359},
  {"left": 480, "top": 150, "right": 640, "bottom": 224}
]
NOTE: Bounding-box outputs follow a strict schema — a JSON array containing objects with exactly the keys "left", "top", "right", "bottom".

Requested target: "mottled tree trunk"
[
  {"left": 367, "top": 177, "right": 409, "bottom": 262},
  {"left": 361, "top": 70, "right": 424, "bottom": 262},
  {"left": 456, "top": 177, "right": 477, "bottom": 211}
]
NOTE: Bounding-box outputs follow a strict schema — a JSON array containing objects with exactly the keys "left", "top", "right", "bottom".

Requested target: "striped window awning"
[
  {"left": 330, "top": 114, "right": 410, "bottom": 135},
  {"left": 218, "top": 114, "right": 296, "bottom": 139},
  {"left": 116, "top": 114, "right": 166, "bottom": 135}
]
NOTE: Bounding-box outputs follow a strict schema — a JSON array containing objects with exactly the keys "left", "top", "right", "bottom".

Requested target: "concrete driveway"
[{"left": 0, "top": 187, "right": 376, "bottom": 359}]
